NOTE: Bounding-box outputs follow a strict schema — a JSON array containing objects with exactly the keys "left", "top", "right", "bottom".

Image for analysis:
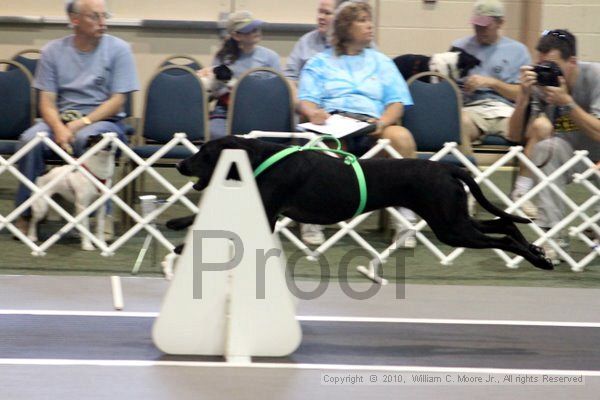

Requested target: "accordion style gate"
[{"left": 1, "top": 131, "right": 599, "bottom": 273}]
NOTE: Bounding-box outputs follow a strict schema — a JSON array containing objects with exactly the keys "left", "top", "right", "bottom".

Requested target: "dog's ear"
[
  {"left": 214, "top": 64, "right": 233, "bottom": 82},
  {"left": 451, "top": 47, "right": 481, "bottom": 78},
  {"left": 85, "top": 134, "right": 103, "bottom": 148}
]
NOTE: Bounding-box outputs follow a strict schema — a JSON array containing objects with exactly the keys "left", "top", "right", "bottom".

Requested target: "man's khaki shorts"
[{"left": 463, "top": 106, "right": 510, "bottom": 139}]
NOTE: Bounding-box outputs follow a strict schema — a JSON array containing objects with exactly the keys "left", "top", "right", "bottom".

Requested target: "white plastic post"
[{"left": 152, "top": 149, "right": 302, "bottom": 360}]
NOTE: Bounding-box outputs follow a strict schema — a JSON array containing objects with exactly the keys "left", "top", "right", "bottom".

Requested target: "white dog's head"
[
  {"left": 429, "top": 47, "right": 480, "bottom": 81},
  {"left": 200, "top": 64, "right": 237, "bottom": 98},
  {"left": 83, "top": 134, "right": 118, "bottom": 180}
]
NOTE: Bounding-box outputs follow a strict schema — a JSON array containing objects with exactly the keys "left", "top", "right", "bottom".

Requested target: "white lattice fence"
[
  {"left": 2, "top": 130, "right": 598, "bottom": 273},
  {"left": 0, "top": 131, "right": 199, "bottom": 256}
]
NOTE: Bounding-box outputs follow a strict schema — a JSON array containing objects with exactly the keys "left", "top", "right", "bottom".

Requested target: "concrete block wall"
[{"left": 1, "top": 0, "right": 599, "bottom": 117}]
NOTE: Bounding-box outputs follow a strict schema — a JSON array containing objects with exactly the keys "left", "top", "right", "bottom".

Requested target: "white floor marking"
[
  {"left": 1, "top": 309, "right": 600, "bottom": 328},
  {"left": 0, "top": 358, "right": 598, "bottom": 377}
]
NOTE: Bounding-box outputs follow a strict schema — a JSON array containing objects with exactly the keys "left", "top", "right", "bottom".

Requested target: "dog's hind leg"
[
  {"left": 473, "top": 219, "right": 546, "bottom": 259},
  {"left": 429, "top": 221, "right": 553, "bottom": 270},
  {"left": 166, "top": 215, "right": 195, "bottom": 231},
  {"left": 28, "top": 176, "right": 52, "bottom": 242}
]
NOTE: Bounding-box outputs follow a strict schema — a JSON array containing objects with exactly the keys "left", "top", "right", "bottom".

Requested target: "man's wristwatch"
[
  {"left": 563, "top": 101, "right": 576, "bottom": 113},
  {"left": 81, "top": 116, "right": 92, "bottom": 125}
]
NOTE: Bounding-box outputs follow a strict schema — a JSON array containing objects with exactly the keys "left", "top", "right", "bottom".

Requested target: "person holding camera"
[{"left": 508, "top": 29, "right": 600, "bottom": 262}]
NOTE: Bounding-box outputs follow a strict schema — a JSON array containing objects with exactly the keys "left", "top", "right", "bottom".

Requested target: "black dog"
[
  {"left": 393, "top": 47, "right": 481, "bottom": 82},
  {"left": 168, "top": 136, "right": 553, "bottom": 270}
]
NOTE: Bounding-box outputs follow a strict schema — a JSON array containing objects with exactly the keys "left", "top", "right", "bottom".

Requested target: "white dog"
[
  {"left": 198, "top": 64, "right": 237, "bottom": 99},
  {"left": 28, "top": 135, "right": 117, "bottom": 251},
  {"left": 393, "top": 47, "right": 481, "bottom": 82}
]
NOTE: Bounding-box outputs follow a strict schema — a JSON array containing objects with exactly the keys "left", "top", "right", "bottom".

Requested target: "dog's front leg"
[
  {"left": 95, "top": 201, "right": 107, "bottom": 249},
  {"left": 76, "top": 196, "right": 95, "bottom": 251}
]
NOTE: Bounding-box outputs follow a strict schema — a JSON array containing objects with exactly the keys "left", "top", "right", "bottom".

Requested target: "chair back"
[
  {"left": 403, "top": 71, "right": 463, "bottom": 152},
  {"left": 140, "top": 65, "right": 209, "bottom": 143},
  {"left": 159, "top": 55, "right": 202, "bottom": 75},
  {"left": 0, "top": 60, "right": 34, "bottom": 141},
  {"left": 227, "top": 67, "right": 294, "bottom": 135},
  {"left": 10, "top": 49, "right": 41, "bottom": 77}
]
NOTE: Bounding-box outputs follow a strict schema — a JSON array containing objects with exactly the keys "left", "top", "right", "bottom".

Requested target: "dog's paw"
[
  {"left": 534, "top": 256, "right": 554, "bottom": 271},
  {"left": 174, "top": 244, "right": 184, "bottom": 255},
  {"left": 166, "top": 215, "right": 195, "bottom": 231},
  {"left": 81, "top": 242, "right": 95, "bottom": 251},
  {"left": 161, "top": 252, "right": 178, "bottom": 280},
  {"left": 529, "top": 244, "right": 545, "bottom": 257}
]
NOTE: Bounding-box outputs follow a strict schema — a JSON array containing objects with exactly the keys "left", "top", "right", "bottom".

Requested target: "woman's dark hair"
[
  {"left": 536, "top": 29, "right": 577, "bottom": 60},
  {"left": 331, "top": 1, "right": 372, "bottom": 56},
  {"left": 215, "top": 37, "right": 242, "bottom": 65}
]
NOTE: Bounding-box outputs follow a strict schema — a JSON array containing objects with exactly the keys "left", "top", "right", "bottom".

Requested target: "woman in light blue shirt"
[
  {"left": 298, "top": 2, "right": 415, "bottom": 159},
  {"left": 297, "top": 2, "right": 418, "bottom": 248}
]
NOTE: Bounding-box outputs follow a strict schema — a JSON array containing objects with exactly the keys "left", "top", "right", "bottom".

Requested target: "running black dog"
[{"left": 169, "top": 136, "right": 552, "bottom": 270}]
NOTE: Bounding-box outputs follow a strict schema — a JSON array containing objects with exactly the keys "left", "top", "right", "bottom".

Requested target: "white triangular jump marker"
[{"left": 153, "top": 150, "right": 302, "bottom": 360}]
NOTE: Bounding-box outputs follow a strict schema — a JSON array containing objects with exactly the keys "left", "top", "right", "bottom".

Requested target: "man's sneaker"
[
  {"left": 511, "top": 191, "right": 538, "bottom": 219},
  {"left": 393, "top": 225, "right": 417, "bottom": 249},
  {"left": 301, "top": 224, "right": 325, "bottom": 246}
]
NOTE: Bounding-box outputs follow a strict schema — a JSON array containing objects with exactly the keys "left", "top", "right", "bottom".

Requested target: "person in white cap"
[
  {"left": 452, "top": 0, "right": 531, "bottom": 147},
  {"left": 201, "top": 10, "right": 281, "bottom": 140}
]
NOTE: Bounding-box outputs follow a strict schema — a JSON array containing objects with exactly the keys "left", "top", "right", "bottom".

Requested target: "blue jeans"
[{"left": 15, "top": 120, "right": 127, "bottom": 216}]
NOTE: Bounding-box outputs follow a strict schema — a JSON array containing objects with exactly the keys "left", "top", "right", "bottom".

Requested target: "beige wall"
[
  {"left": 377, "top": 0, "right": 526, "bottom": 55},
  {"left": 1, "top": 0, "right": 600, "bottom": 117},
  {"left": 541, "top": 0, "right": 600, "bottom": 61}
]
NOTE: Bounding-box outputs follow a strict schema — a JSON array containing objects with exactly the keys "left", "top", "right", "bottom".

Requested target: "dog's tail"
[{"left": 452, "top": 168, "right": 530, "bottom": 224}]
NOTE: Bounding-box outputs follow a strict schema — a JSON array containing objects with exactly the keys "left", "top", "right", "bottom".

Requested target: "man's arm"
[
  {"left": 507, "top": 66, "right": 535, "bottom": 142},
  {"left": 507, "top": 91, "right": 530, "bottom": 142},
  {"left": 566, "top": 105, "right": 600, "bottom": 141},
  {"left": 464, "top": 75, "right": 521, "bottom": 101},
  {"left": 64, "top": 93, "right": 126, "bottom": 135},
  {"left": 39, "top": 91, "right": 73, "bottom": 149},
  {"left": 544, "top": 77, "right": 600, "bottom": 142}
]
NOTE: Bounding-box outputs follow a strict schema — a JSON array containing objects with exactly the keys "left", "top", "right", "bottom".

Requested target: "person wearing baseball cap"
[
  {"left": 470, "top": 0, "right": 505, "bottom": 28},
  {"left": 201, "top": 10, "right": 281, "bottom": 140},
  {"left": 451, "top": 0, "right": 531, "bottom": 152},
  {"left": 226, "top": 10, "right": 264, "bottom": 34}
]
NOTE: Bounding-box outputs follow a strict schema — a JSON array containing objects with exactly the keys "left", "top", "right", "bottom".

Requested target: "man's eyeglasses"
[{"left": 77, "top": 11, "right": 112, "bottom": 21}]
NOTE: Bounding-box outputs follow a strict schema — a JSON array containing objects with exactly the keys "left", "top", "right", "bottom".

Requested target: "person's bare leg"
[
  {"left": 462, "top": 111, "right": 482, "bottom": 143},
  {"left": 380, "top": 125, "right": 416, "bottom": 158},
  {"left": 520, "top": 115, "right": 554, "bottom": 177}
]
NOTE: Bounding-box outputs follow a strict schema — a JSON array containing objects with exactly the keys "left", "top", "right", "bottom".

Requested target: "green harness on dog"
[{"left": 253, "top": 136, "right": 367, "bottom": 217}]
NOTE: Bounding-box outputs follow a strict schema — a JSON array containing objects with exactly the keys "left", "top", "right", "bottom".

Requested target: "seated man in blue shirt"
[
  {"left": 14, "top": 0, "right": 139, "bottom": 234},
  {"left": 453, "top": 0, "right": 531, "bottom": 146},
  {"left": 284, "top": 0, "right": 336, "bottom": 83}
]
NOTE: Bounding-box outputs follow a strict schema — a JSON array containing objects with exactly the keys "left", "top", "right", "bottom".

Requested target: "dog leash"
[{"left": 253, "top": 136, "right": 367, "bottom": 217}]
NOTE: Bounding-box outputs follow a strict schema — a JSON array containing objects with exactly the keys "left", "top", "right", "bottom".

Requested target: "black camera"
[{"left": 532, "top": 61, "right": 563, "bottom": 87}]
